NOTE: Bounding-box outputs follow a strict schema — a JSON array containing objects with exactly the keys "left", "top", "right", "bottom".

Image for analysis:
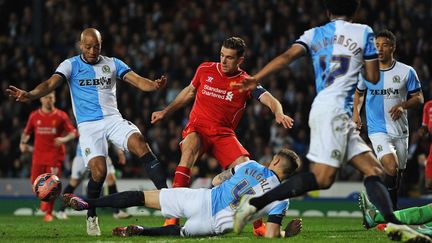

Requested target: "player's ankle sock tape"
[
  {"left": 173, "top": 166, "right": 191, "bottom": 188},
  {"left": 364, "top": 175, "right": 400, "bottom": 224},
  {"left": 141, "top": 152, "right": 167, "bottom": 189},
  {"left": 87, "top": 191, "right": 144, "bottom": 208},
  {"left": 251, "top": 172, "right": 319, "bottom": 210}
]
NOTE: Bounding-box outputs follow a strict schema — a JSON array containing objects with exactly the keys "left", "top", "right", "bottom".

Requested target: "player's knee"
[
  {"left": 127, "top": 133, "right": 149, "bottom": 157},
  {"left": 91, "top": 168, "right": 107, "bottom": 182},
  {"left": 314, "top": 174, "right": 334, "bottom": 189},
  {"left": 366, "top": 165, "right": 385, "bottom": 178}
]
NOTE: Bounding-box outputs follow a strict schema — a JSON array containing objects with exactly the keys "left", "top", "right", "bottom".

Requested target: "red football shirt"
[
  {"left": 423, "top": 100, "right": 432, "bottom": 131},
  {"left": 23, "top": 108, "right": 77, "bottom": 166},
  {"left": 188, "top": 62, "right": 256, "bottom": 129}
]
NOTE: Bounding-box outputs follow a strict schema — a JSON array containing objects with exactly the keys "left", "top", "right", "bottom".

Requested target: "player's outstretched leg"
[
  {"left": 358, "top": 191, "right": 378, "bottom": 229},
  {"left": 113, "top": 225, "right": 181, "bottom": 237},
  {"left": 113, "top": 225, "right": 145, "bottom": 237},
  {"left": 233, "top": 195, "right": 257, "bottom": 234},
  {"left": 386, "top": 223, "right": 432, "bottom": 243},
  {"left": 63, "top": 193, "right": 89, "bottom": 211}
]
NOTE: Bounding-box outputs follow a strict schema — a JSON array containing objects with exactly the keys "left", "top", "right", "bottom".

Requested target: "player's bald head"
[
  {"left": 80, "top": 28, "right": 102, "bottom": 43},
  {"left": 79, "top": 28, "right": 102, "bottom": 64}
]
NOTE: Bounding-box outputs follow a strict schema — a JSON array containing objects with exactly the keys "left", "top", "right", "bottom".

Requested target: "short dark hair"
[
  {"left": 323, "top": 0, "right": 360, "bottom": 17},
  {"left": 276, "top": 148, "right": 301, "bottom": 176},
  {"left": 376, "top": 29, "right": 396, "bottom": 46},
  {"left": 222, "top": 37, "right": 246, "bottom": 57}
]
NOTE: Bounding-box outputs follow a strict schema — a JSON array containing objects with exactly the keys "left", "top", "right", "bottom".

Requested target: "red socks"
[{"left": 172, "top": 166, "right": 191, "bottom": 188}]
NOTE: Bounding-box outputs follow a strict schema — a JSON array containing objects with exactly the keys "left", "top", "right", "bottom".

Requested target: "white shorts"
[
  {"left": 70, "top": 155, "right": 116, "bottom": 180},
  {"left": 160, "top": 188, "right": 215, "bottom": 237},
  {"left": 307, "top": 106, "right": 371, "bottom": 167},
  {"left": 369, "top": 133, "right": 409, "bottom": 169},
  {"left": 78, "top": 115, "right": 140, "bottom": 166}
]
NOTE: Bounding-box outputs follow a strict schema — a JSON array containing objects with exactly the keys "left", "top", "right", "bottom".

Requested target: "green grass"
[{"left": 0, "top": 215, "right": 391, "bottom": 242}]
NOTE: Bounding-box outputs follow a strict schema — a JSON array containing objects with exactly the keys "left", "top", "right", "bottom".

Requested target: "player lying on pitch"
[
  {"left": 64, "top": 148, "right": 302, "bottom": 238},
  {"left": 359, "top": 191, "right": 432, "bottom": 243}
]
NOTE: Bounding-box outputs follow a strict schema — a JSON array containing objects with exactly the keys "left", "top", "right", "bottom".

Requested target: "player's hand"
[
  {"left": 19, "top": 143, "right": 30, "bottom": 153},
  {"left": 389, "top": 104, "right": 404, "bottom": 121},
  {"left": 6, "top": 85, "right": 31, "bottom": 103},
  {"left": 151, "top": 110, "right": 166, "bottom": 124},
  {"left": 275, "top": 113, "right": 294, "bottom": 129},
  {"left": 117, "top": 150, "right": 127, "bottom": 165},
  {"left": 230, "top": 76, "right": 259, "bottom": 92},
  {"left": 352, "top": 112, "right": 362, "bottom": 130},
  {"left": 154, "top": 75, "right": 167, "bottom": 90},
  {"left": 54, "top": 137, "right": 67, "bottom": 147}
]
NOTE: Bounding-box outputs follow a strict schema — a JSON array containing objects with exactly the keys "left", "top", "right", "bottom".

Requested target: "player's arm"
[
  {"left": 389, "top": 91, "right": 424, "bottom": 121},
  {"left": 419, "top": 102, "right": 431, "bottom": 137},
  {"left": 113, "top": 145, "right": 127, "bottom": 165},
  {"left": 19, "top": 133, "right": 32, "bottom": 153},
  {"left": 151, "top": 84, "right": 197, "bottom": 124},
  {"left": 6, "top": 74, "right": 63, "bottom": 103},
  {"left": 54, "top": 132, "right": 77, "bottom": 147},
  {"left": 234, "top": 45, "right": 305, "bottom": 91},
  {"left": 353, "top": 89, "right": 365, "bottom": 130},
  {"left": 123, "top": 71, "right": 167, "bottom": 92},
  {"left": 259, "top": 92, "right": 294, "bottom": 129},
  {"left": 54, "top": 113, "right": 78, "bottom": 146},
  {"left": 363, "top": 60, "right": 380, "bottom": 84},
  {"left": 212, "top": 167, "right": 234, "bottom": 186},
  {"left": 264, "top": 222, "right": 282, "bottom": 238}
]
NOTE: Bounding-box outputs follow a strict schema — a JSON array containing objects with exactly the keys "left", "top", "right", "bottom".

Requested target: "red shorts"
[
  {"left": 30, "top": 164, "right": 62, "bottom": 184},
  {"left": 426, "top": 144, "right": 432, "bottom": 180},
  {"left": 182, "top": 123, "right": 250, "bottom": 169}
]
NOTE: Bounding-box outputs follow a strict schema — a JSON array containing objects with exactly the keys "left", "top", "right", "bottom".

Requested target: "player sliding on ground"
[
  {"left": 359, "top": 192, "right": 432, "bottom": 243},
  {"left": 64, "top": 149, "right": 302, "bottom": 238}
]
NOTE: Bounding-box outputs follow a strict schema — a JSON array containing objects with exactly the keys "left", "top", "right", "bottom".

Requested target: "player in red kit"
[
  {"left": 420, "top": 100, "right": 432, "bottom": 189},
  {"left": 151, "top": 37, "right": 294, "bottom": 231},
  {"left": 20, "top": 91, "right": 77, "bottom": 222}
]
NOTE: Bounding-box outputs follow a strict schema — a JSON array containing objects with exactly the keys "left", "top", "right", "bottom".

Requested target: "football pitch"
[{"left": 0, "top": 215, "right": 393, "bottom": 242}]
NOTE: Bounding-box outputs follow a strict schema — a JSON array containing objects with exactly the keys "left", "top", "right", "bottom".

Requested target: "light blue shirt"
[{"left": 55, "top": 55, "right": 131, "bottom": 124}]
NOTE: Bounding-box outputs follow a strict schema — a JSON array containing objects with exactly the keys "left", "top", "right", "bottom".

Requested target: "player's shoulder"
[
  {"left": 28, "top": 109, "right": 40, "bottom": 119},
  {"left": 394, "top": 61, "right": 414, "bottom": 72},
  {"left": 54, "top": 109, "right": 70, "bottom": 118},
  {"left": 198, "top": 62, "right": 217, "bottom": 69},
  {"left": 235, "top": 160, "right": 262, "bottom": 170}
]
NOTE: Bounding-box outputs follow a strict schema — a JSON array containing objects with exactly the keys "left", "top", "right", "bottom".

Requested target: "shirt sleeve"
[
  {"left": 114, "top": 58, "right": 132, "bottom": 80},
  {"left": 356, "top": 74, "right": 367, "bottom": 92},
  {"left": 23, "top": 112, "right": 35, "bottom": 135},
  {"left": 191, "top": 63, "right": 206, "bottom": 89},
  {"left": 60, "top": 111, "right": 78, "bottom": 135},
  {"left": 268, "top": 200, "right": 289, "bottom": 215},
  {"left": 294, "top": 28, "right": 315, "bottom": 54},
  {"left": 423, "top": 102, "right": 431, "bottom": 126},
  {"left": 363, "top": 26, "right": 378, "bottom": 60},
  {"left": 55, "top": 59, "right": 72, "bottom": 81},
  {"left": 406, "top": 68, "right": 422, "bottom": 95}
]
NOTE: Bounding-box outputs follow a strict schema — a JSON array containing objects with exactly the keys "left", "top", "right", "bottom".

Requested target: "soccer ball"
[{"left": 32, "top": 173, "right": 62, "bottom": 202}]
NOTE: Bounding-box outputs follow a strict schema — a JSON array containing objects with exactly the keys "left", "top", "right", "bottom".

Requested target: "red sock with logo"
[{"left": 172, "top": 166, "right": 191, "bottom": 188}]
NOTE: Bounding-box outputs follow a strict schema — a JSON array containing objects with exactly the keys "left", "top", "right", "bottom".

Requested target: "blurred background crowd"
[{"left": 0, "top": 0, "right": 431, "bottom": 195}]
